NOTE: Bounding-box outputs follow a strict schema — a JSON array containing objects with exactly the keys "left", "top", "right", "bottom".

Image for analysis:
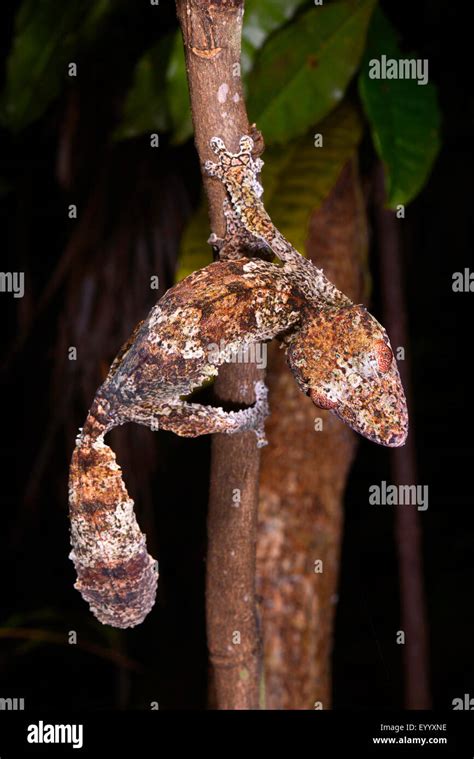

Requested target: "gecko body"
[
  {"left": 204, "top": 135, "right": 408, "bottom": 447},
  {"left": 70, "top": 257, "right": 308, "bottom": 628},
  {"left": 69, "top": 135, "right": 408, "bottom": 629}
]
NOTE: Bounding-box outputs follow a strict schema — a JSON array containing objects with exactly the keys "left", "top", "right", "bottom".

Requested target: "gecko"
[
  {"left": 204, "top": 134, "right": 408, "bottom": 444},
  {"left": 69, "top": 135, "right": 408, "bottom": 630},
  {"left": 70, "top": 258, "right": 305, "bottom": 629}
]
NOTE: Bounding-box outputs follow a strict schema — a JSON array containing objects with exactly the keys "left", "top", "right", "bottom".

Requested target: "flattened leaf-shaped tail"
[{"left": 68, "top": 419, "right": 158, "bottom": 629}]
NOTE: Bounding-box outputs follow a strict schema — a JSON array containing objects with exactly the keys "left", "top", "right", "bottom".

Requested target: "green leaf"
[
  {"left": 175, "top": 202, "right": 213, "bottom": 282},
  {"left": 358, "top": 8, "right": 441, "bottom": 207},
  {"left": 166, "top": 1, "right": 311, "bottom": 142},
  {"left": 175, "top": 102, "right": 363, "bottom": 280},
  {"left": 246, "top": 0, "right": 376, "bottom": 144},
  {"left": 0, "top": 0, "right": 113, "bottom": 132},
  {"left": 113, "top": 33, "right": 174, "bottom": 141},
  {"left": 165, "top": 0, "right": 312, "bottom": 144},
  {"left": 263, "top": 102, "right": 363, "bottom": 253},
  {"left": 116, "top": 3, "right": 314, "bottom": 145},
  {"left": 114, "top": 30, "right": 192, "bottom": 145},
  {"left": 241, "top": 0, "right": 311, "bottom": 76}
]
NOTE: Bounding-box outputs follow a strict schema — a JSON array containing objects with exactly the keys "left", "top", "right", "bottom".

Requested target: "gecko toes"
[
  {"left": 239, "top": 135, "right": 254, "bottom": 154},
  {"left": 210, "top": 136, "right": 226, "bottom": 155},
  {"left": 204, "top": 160, "right": 224, "bottom": 179},
  {"left": 255, "top": 432, "right": 268, "bottom": 448}
]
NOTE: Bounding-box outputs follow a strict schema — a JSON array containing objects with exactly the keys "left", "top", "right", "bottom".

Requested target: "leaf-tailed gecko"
[
  {"left": 204, "top": 135, "right": 408, "bottom": 444},
  {"left": 69, "top": 135, "right": 408, "bottom": 629}
]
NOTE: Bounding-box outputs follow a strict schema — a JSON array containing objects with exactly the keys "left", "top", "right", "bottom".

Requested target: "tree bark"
[
  {"left": 175, "top": 0, "right": 264, "bottom": 709},
  {"left": 256, "top": 159, "right": 368, "bottom": 709}
]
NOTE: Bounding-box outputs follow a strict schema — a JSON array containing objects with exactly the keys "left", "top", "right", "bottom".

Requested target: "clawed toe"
[
  {"left": 204, "top": 159, "right": 220, "bottom": 177},
  {"left": 239, "top": 135, "right": 254, "bottom": 154},
  {"left": 210, "top": 136, "right": 226, "bottom": 155}
]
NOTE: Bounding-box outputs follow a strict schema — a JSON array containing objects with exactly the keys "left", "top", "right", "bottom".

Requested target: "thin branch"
[
  {"left": 175, "top": 0, "right": 264, "bottom": 709},
  {"left": 374, "top": 163, "right": 431, "bottom": 709}
]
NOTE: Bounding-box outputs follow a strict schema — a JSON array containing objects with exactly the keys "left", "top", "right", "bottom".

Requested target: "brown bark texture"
[
  {"left": 175, "top": 0, "right": 264, "bottom": 709},
  {"left": 374, "top": 164, "right": 431, "bottom": 709},
  {"left": 256, "top": 159, "right": 369, "bottom": 709}
]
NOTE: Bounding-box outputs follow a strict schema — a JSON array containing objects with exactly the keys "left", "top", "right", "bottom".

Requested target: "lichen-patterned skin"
[
  {"left": 69, "top": 417, "right": 158, "bottom": 629},
  {"left": 286, "top": 306, "right": 407, "bottom": 446},
  {"left": 69, "top": 135, "right": 408, "bottom": 630},
  {"left": 69, "top": 258, "right": 307, "bottom": 628},
  {"left": 204, "top": 135, "right": 408, "bottom": 447}
]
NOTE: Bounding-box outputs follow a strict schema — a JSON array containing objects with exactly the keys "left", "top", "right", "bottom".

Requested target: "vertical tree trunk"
[
  {"left": 257, "top": 159, "right": 368, "bottom": 708},
  {"left": 373, "top": 163, "right": 431, "bottom": 709},
  {"left": 175, "top": 0, "right": 264, "bottom": 709}
]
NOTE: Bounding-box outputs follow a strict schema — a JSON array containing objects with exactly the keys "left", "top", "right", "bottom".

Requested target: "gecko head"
[{"left": 286, "top": 305, "right": 409, "bottom": 447}]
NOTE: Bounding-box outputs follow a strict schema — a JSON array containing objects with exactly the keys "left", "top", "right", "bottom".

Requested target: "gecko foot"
[
  {"left": 237, "top": 134, "right": 254, "bottom": 154},
  {"left": 204, "top": 158, "right": 224, "bottom": 179},
  {"left": 205, "top": 135, "right": 264, "bottom": 199},
  {"left": 225, "top": 380, "right": 269, "bottom": 447},
  {"left": 209, "top": 136, "right": 228, "bottom": 156}
]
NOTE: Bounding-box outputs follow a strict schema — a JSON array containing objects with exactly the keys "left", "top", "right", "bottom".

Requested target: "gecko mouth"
[
  {"left": 385, "top": 430, "right": 408, "bottom": 447},
  {"left": 336, "top": 398, "right": 408, "bottom": 448},
  {"left": 308, "top": 386, "right": 409, "bottom": 448},
  {"left": 363, "top": 422, "right": 409, "bottom": 448},
  {"left": 337, "top": 403, "right": 408, "bottom": 447}
]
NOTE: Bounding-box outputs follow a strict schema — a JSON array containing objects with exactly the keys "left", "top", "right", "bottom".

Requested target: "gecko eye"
[
  {"left": 309, "top": 389, "right": 338, "bottom": 410},
  {"left": 374, "top": 340, "right": 393, "bottom": 373}
]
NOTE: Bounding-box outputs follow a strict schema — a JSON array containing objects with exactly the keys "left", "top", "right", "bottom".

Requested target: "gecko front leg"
[
  {"left": 204, "top": 135, "right": 350, "bottom": 306},
  {"left": 125, "top": 380, "right": 269, "bottom": 447}
]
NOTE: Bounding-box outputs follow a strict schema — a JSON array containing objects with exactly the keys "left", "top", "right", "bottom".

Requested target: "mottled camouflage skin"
[
  {"left": 204, "top": 135, "right": 408, "bottom": 446},
  {"left": 69, "top": 135, "right": 408, "bottom": 630},
  {"left": 70, "top": 259, "right": 302, "bottom": 628}
]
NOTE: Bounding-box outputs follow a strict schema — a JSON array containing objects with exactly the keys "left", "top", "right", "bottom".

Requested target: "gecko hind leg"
[
  {"left": 208, "top": 199, "right": 273, "bottom": 262},
  {"left": 206, "top": 135, "right": 264, "bottom": 195},
  {"left": 126, "top": 381, "right": 269, "bottom": 447},
  {"left": 206, "top": 135, "right": 264, "bottom": 194}
]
